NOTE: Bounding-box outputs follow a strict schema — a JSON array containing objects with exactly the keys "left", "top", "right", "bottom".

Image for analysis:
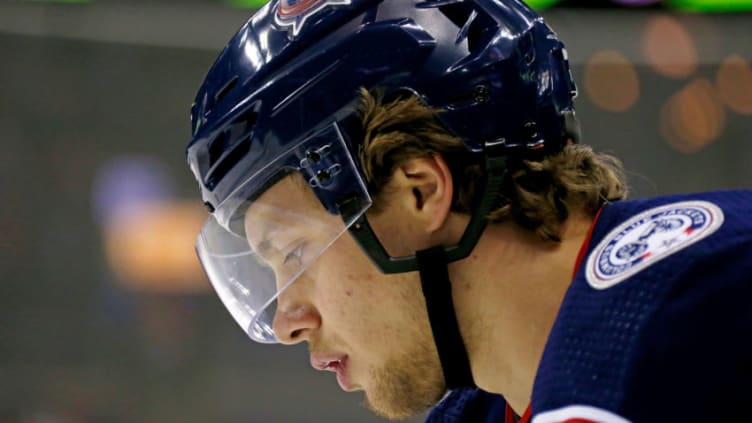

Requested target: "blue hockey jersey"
[
  {"left": 427, "top": 190, "right": 752, "bottom": 423},
  {"left": 425, "top": 388, "right": 510, "bottom": 423}
]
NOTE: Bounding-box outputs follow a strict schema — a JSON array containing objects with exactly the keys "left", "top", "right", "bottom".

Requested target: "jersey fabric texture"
[
  {"left": 425, "top": 190, "right": 752, "bottom": 423},
  {"left": 425, "top": 388, "right": 509, "bottom": 423}
]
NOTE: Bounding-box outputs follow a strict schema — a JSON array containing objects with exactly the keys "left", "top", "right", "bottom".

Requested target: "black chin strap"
[{"left": 416, "top": 246, "right": 475, "bottom": 389}]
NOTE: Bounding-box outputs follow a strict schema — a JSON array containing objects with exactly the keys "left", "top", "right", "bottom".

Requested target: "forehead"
[
  {"left": 243, "top": 173, "right": 330, "bottom": 244},
  {"left": 253, "top": 172, "right": 320, "bottom": 211}
]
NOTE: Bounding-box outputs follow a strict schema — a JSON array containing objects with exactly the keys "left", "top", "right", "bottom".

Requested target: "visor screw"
[
  {"left": 523, "top": 121, "right": 539, "bottom": 140},
  {"left": 204, "top": 201, "right": 215, "bottom": 213},
  {"left": 306, "top": 150, "right": 322, "bottom": 164},
  {"left": 473, "top": 85, "right": 490, "bottom": 103},
  {"left": 316, "top": 169, "right": 331, "bottom": 184}
]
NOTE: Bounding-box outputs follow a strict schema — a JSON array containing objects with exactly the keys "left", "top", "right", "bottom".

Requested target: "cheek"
[
  {"left": 310, "top": 239, "right": 379, "bottom": 318},
  {"left": 367, "top": 212, "right": 419, "bottom": 257},
  {"left": 309, "top": 233, "right": 427, "bottom": 347},
  {"left": 313, "top": 236, "right": 415, "bottom": 339}
]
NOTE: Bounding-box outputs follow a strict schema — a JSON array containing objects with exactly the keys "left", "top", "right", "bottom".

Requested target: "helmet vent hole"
[
  {"left": 208, "top": 130, "right": 230, "bottom": 166},
  {"left": 439, "top": 3, "right": 490, "bottom": 53},
  {"left": 209, "top": 107, "right": 258, "bottom": 165},
  {"left": 205, "top": 136, "right": 252, "bottom": 190},
  {"left": 214, "top": 75, "right": 239, "bottom": 103},
  {"left": 206, "top": 105, "right": 258, "bottom": 183}
]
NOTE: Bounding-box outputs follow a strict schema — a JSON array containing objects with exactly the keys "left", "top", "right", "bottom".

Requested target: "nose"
[{"left": 272, "top": 295, "right": 321, "bottom": 345}]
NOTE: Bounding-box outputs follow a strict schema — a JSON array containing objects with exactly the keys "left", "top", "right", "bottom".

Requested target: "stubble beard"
[{"left": 362, "top": 340, "right": 446, "bottom": 420}]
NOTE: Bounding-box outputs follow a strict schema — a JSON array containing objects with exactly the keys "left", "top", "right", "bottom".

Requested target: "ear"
[{"left": 391, "top": 154, "right": 454, "bottom": 234}]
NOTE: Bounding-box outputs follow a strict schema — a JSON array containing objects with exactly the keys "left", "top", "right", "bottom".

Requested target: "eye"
[{"left": 283, "top": 243, "right": 305, "bottom": 265}]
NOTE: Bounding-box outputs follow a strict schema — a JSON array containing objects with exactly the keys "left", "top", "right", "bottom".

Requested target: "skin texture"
[
  {"left": 244, "top": 154, "right": 593, "bottom": 418},
  {"left": 244, "top": 174, "right": 445, "bottom": 419}
]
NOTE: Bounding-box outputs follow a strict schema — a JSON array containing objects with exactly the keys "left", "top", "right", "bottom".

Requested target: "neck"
[{"left": 447, "top": 213, "right": 594, "bottom": 413}]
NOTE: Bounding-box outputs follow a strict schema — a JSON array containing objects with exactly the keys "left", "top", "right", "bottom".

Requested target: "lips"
[{"left": 310, "top": 354, "right": 352, "bottom": 391}]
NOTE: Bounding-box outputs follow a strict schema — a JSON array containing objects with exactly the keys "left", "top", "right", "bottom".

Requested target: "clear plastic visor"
[{"left": 196, "top": 124, "right": 371, "bottom": 343}]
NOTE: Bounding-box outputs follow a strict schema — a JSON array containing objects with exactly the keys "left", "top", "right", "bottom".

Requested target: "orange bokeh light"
[
  {"left": 104, "top": 201, "right": 210, "bottom": 294},
  {"left": 643, "top": 15, "right": 699, "bottom": 79},
  {"left": 585, "top": 49, "right": 640, "bottom": 112},
  {"left": 661, "top": 78, "right": 726, "bottom": 154},
  {"left": 717, "top": 54, "right": 752, "bottom": 115}
]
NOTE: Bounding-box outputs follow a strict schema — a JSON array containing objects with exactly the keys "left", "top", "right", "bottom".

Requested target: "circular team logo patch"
[{"left": 586, "top": 200, "right": 724, "bottom": 290}]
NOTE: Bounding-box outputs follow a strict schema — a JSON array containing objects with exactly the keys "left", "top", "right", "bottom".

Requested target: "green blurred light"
[
  {"left": 224, "top": 0, "right": 269, "bottom": 8},
  {"left": 523, "top": 0, "right": 562, "bottom": 10},
  {"left": 667, "top": 0, "right": 752, "bottom": 12}
]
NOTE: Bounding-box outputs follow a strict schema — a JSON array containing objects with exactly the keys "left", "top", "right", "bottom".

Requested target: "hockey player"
[{"left": 186, "top": 0, "right": 752, "bottom": 421}]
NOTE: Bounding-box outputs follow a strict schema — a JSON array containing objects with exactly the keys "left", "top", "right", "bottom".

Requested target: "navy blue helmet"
[
  {"left": 187, "top": 0, "right": 579, "bottom": 343},
  {"left": 188, "top": 0, "right": 578, "bottom": 212}
]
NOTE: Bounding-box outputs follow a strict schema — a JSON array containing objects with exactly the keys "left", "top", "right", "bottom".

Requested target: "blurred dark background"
[{"left": 1, "top": 0, "right": 751, "bottom": 422}]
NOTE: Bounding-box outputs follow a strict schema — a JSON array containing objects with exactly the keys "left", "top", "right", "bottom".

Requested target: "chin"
[
  {"left": 364, "top": 392, "right": 428, "bottom": 421},
  {"left": 361, "top": 372, "right": 445, "bottom": 421}
]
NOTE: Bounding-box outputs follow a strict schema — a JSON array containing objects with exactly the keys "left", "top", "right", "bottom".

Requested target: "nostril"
[
  {"left": 290, "top": 328, "right": 303, "bottom": 340},
  {"left": 272, "top": 302, "right": 321, "bottom": 344}
]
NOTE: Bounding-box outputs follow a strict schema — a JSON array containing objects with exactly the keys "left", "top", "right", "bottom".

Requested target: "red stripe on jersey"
[
  {"left": 517, "top": 404, "right": 532, "bottom": 423},
  {"left": 506, "top": 403, "right": 532, "bottom": 423},
  {"left": 573, "top": 207, "right": 604, "bottom": 279},
  {"left": 505, "top": 404, "right": 516, "bottom": 423}
]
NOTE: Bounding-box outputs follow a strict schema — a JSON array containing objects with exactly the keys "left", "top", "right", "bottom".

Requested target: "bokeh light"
[
  {"left": 104, "top": 201, "right": 208, "bottom": 294},
  {"left": 93, "top": 157, "right": 209, "bottom": 294},
  {"left": 523, "top": 0, "right": 562, "bottom": 9},
  {"left": 611, "top": 0, "right": 663, "bottom": 6},
  {"left": 585, "top": 50, "right": 640, "bottom": 113},
  {"left": 643, "top": 15, "right": 699, "bottom": 79},
  {"left": 717, "top": 54, "right": 752, "bottom": 115},
  {"left": 667, "top": 0, "right": 752, "bottom": 12},
  {"left": 661, "top": 78, "right": 726, "bottom": 154},
  {"left": 92, "top": 157, "right": 173, "bottom": 225}
]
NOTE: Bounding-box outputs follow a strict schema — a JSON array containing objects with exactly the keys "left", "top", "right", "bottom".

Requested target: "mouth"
[{"left": 310, "top": 354, "right": 352, "bottom": 391}]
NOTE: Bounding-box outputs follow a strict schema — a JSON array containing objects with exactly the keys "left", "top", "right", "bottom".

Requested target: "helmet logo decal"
[{"left": 274, "top": 0, "right": 351, "bottom": 37}]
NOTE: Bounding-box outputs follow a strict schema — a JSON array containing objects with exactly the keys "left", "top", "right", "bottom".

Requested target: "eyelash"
[{"left": 283, "top": 243, "right": 305, "bottom": 265}]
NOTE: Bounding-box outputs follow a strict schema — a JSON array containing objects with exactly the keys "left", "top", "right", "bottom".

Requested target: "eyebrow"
[
  {"left": 245, "top": 203, "right": 309, "bottom": 259},
  {"left": 255, "top": 237, "right": 272, "bottom": 259},
  {"left": 249, "top": 220, "right": 282, "bottom": 261}
]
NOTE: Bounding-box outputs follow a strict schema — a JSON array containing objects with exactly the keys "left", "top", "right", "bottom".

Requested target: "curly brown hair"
[{"left": 357, "top": 88, "right": 628, "bottom": 242}]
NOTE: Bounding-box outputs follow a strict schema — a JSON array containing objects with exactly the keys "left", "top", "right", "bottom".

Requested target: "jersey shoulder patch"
[
  {"left": 532, "top": 405, "right": 631, "bottom": 423},
  {"left": 585, "top": 200, "right": 724, "bottom": 290}
]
